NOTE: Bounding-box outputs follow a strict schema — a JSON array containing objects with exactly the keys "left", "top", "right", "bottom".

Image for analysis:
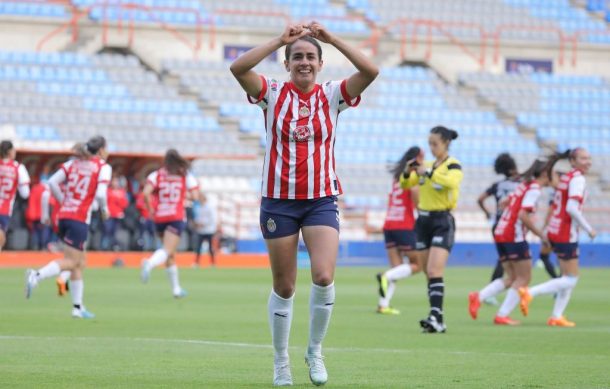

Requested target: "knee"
[
  {"left": 410, "top": 263, "right": 421, "bottom": 274},
  {"left": 311, "top": 271, "right": 333, "bottom": 287},
  {"left": 273, "top": 282, "right": 295, "bottom": 299}
]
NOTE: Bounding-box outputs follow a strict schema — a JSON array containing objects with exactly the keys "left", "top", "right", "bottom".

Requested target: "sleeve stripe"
[
  {"left": 340, "top": 79, "right": 361, "bottom": 107},
  {"left": 247, "top": 75, "right": 267, "bottom": 104},
  {"left": 447, "top": 163, "right": 462, "bottom": 170}
]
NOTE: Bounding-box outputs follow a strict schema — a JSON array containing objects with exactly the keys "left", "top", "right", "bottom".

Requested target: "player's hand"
[
  {"left": 101, "top": 209, "right": 109, "bottom": 221},
  {"left": 416, "top": 165, "right": 428, "bottom": 177},
  {"left": 279, "top": 23, "right": 311, "bottom": 45},
  {"left": 308, "top": 21, "right": 335, "bottom": 44},
  {"left": 405, "top": 158, "right": 418, "bottom": 173},
  {"left": 540, "top": 235, "right": 550, "bottom": 246},
  {"left": 41, "top": 217, "right": 50, "bottom": 226},
  {"left": 589, "top": 228, "right": 597, "bottom": 240}
]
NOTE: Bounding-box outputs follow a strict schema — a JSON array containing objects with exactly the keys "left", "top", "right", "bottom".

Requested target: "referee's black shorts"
[{"left": 415, "top": 210, "right": 455, "bottom": 252}]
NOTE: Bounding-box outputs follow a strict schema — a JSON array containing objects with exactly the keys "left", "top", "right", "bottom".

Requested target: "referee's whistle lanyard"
[{"left": 418, "top": 155, "right": 453, "bottom": 215}]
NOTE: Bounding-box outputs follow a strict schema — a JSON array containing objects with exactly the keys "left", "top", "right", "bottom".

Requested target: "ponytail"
[{"left": 73, "top": 136, "right": 107, "bottom": 160}]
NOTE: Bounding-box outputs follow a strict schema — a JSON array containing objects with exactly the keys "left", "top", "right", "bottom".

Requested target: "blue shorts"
[
  {"left": 0, "top": 215, "right": 10, "bottom": 232},
  {"left": 550, "top": 241, "right": 579, "bottom": 260},
  {"left": 155, "top": 221, "right": 186, "bottom": 236},
  {"left": 383, "top": 229, "right": 416, "bottom": 251},
  {"left": 260, "top": 196, "right": 339, "bottom": 240},
  {"left": 497, "top": 241, "right": 531, "bottom": 262},
  {"left": 58, "top": 219, "right": 89, "bottom": 251}
]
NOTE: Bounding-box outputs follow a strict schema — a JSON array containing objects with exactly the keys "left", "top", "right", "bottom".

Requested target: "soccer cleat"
[
  {"left": 56, "top": 277, "right": 68, "bottom": 297},
  {"left": 547, "top": 316, "right": 576, "bottom": 327},
  {"left": 305, "top": 354, "right": 328, "bottom": 386},
  {"left": 518, "top": 287, "right": 533, "bottom": 317},
  {"left": 173, "top": 288, "right": 188, "bottom": 299},
  {"left": 375, "top": 273, "right": 388, "bottom": 298},
  {"left": 72, "top": 307, "right": 95, "bottom": 319},
  {"left": 24, "top": 269, "right": 38, "bottom": 299},
  {"left": 140, "top": 259, "right": 151, "bottom": 284},
  {"left": 493, "top": 316, "right": 520, "bottom": 326},
  {"left": 376, "top": 306, "right": 400, "bottom": 315},
  {"left": 419, "top": 316, "right": 446, "bottom": 333},
  {"left": 273, "top": 362, "right": 293, "bottom": 386},
  {"left": 468, "top": 292, "right": 481, "bottom": 320}
]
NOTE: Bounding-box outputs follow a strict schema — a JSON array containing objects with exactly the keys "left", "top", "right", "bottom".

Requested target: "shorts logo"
[
  {"left": 292, "top": 125, "right": 312, "bottom": 142},
  {"left": 266, "top": 218, "right": 277, "bottom": 233},
  {"left": 432, "top": 236, "right": 444, "bottom": 244},
  {"left": 416, "top": 242, "right": 426, "bottom": 249}
]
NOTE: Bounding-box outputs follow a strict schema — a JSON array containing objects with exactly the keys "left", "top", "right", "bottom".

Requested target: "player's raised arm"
[
  {"left": 230, "top": 23, "right": 311, "bottom": 98},
  {"left": 308, "top": 21, "right": 379, "bottom": 98}
]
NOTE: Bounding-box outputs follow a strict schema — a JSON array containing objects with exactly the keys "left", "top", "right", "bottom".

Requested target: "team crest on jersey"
[
  {"left": 299, "top": 106, "right": 310, "bottom": 118},
  {"left": 266, "top": 218, "right": 277, "bottom": 233},
  {"left": 270, "top": 80, "right": 278, "bottom": 91},
  {"left": 292, "top": 125, "right": 312, "bottom": 142}
]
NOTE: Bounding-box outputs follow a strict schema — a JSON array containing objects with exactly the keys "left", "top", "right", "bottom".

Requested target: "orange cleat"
[
  {"left": 547, "top": 316, "right": 576, "bottom": 327},
  {"left": 468, "top": 292, "right": 481, "bottom": 320},
  {"left": 56, "top": 277, "right": 67, "bottom": 297},
  {"left": 518, "top": 287, "right": 532, "bottom": 316},
  {"left": 494, "top": 316, "right": 521, "bottom": 326}
]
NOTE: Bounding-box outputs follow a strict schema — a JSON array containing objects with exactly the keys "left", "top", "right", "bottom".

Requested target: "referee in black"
[{"left": 401, "top": 126, "right": 463, "bottom": 333}]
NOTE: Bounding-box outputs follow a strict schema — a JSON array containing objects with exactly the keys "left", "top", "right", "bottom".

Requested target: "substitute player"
[
  {"left": 140, "top": 149, "right": 199, "bottom": 298},
  {"left": 0, "top": 140, "right": 30, "bottom": 251},
  {"left": 376, "top": 146, "right": 422, "bottom": 315},
  {"left": 400, "top": 126, "right": 463, "bottom": 333},
  {"left": 471, "top": 159, "right": 551, "bottom": 325},
  {"left": 520, "top": 148, "right": 595, "bottom": 327},
  {"left": 25, "top": 136, "right": 111, "bottom": 319},
  {"left": 230, "top": 21, "right": 378, "bottom": 386}
]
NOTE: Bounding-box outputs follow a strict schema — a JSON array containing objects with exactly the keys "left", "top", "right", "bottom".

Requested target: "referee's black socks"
[{"left": 428, "top": 277, "right": 444, "bottom": 323}]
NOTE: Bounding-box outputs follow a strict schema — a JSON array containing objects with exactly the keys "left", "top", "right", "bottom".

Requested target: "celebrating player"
[
  {"left": 230, "top": 21, "right": 378, "bottom": 386},
  {"left": 140, "top": 149, "right": 199, "bottom": 298},
  {"left": 519, "top": 148, "right": 595, "bottom": 327},
  {"left": 0, "top": 140, "right": 30, "bottom": 251},
  {"left": 375, "top": 146, "right": 422, "bottom": 315},
  {"left": 25, "top": 136, "right": 111, "bottom": 319}
]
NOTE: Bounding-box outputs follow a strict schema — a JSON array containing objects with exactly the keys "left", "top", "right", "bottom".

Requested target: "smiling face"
[
  {"left": 284, "top": 39, "right": 323, "bottom": 91},
  {"left": 571, "top": 148, "right": 592, "bottom": 174}
]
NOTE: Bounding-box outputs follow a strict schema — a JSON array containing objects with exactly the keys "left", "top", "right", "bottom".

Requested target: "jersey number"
[
  {"left": 0, "top": 177, "right": 14, "bottom": 200},
  {"left": 159, "top": 182, "right": 182, "bottom": 203},
  {"left": 67, "top": 174, "right": 91, "bottom": 199},
  {"left": 552, "top": 191, "right": 562, "bottom": 217}
]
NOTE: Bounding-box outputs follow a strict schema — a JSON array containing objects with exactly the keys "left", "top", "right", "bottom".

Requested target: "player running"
[
  {"left": 470, "top": 159, "right": 551, "bottom": 325},
  {"left": 25, "top": 136, "right": 111, "bottom": 319},
  {"left": 0, "top": 140, "right": 30, "bottom": 251},
  {"left": 230, "top": 21, "right": 378, "bottom": 386},
  {"left": 140, "top": 149, "right": 199, "bottom": 298},
  {"left": 400, "top": 126, "right": 463, "bottom": 334},
  {"left": 519, "top": 148, "right": 595, "bottom": 327},
  {"left": 375, "top": 146, "right": 422, "bottom": 315}
]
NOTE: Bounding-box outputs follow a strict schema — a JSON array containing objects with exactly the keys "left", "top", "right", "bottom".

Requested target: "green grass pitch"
[{"left": 1, "top": 266, "right": 609, "bottom": 388}]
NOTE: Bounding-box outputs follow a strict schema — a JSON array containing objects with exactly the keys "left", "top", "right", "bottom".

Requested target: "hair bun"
[{"left": 450, "top": 130, "right": 459, "bottom": 140}]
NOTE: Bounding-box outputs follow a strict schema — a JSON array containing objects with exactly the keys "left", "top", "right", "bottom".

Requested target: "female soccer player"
[
  {"left": 400, "top": 126, "right": 463, "bottom": 333},
  {"left": 193, "top": 193, "right": 218, "bottom": 267},
  {"left": 102, "top": 175, "right": 129, "bottom": 250},
  {"left": 0, "top": 140, "right": 30, "bottom": 251},
  {"left": 25, "top": 136, "right": 111, "bottom": 319},
  {"left": 375, "top": 146, "right": 422, "bottom": 315},
  {"left": 230, "top": 21, "right": 378, "bottom": 386},
  {"left": 519, "top": 148, "right": 595, "bottom": 327},
  {"left": 140, "top": 149, "right": 199, "bottom": 298},
  {"left": 470, "top": 159, "right": 551, "bottom": 325}
]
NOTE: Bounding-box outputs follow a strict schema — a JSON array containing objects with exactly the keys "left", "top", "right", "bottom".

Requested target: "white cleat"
[
  {"left": 173, "top": 288, "right": 188, "bottom": 299},
  {"left": 273, "top": 362, "right": 293, "bottom": 386},
  {"left": 24, "top": 269, "right": 38, "bottom": 299},
  {"left": 305, "top": 354, "right": 328, "bottom": 386},
  {"left": 140, "top": 259, "right": 151, "bottom": 284},
  {"left": 72, "top": 307, "right": 95, "bottom": 319}
]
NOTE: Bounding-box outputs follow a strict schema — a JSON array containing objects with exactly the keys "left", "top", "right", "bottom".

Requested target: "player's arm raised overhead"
[
  {"left": 308, "top": 21, "right": 379, "bottom": 98},
  {"left": 230, "top": 23, "right": 311, "bottom": 98}
]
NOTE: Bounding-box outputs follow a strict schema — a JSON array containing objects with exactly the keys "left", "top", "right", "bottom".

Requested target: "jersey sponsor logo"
[
  {"left": 270, "top": 81, "right": 278, "bottom": 91},
  {"left": 266, "top": 218, "right": 277, "bottom": 233},
  {"left": 292, "top": 125, "right": 312, "bottom": 143}
]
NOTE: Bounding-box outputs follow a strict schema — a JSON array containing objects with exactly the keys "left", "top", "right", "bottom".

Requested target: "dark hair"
[
  {"left": 494, "top": 153, "right": 517, "bottom": 177},
  {"left": 164, "top": 149, "right": 190, "bottom": 176},
  {"left": 390, "top": 146, "right": 421, "bottom": 181},
  {"left": 72, "top": 136, "right": 106, "bottom": 160},
  {"left": 541, "top": 149, "right": 579, "bottom": 180},
  {"left": 430, "top": 126, "right": 459, "bottom": 143},
  {"left": 0, "top": 140, "right": 14, "bottom": 158},
  {"left": 520, "top": 159, "right": 549, "bottom": 182},
  {"left": 285, "top": 36, "right": 322, "bottom": 61}
]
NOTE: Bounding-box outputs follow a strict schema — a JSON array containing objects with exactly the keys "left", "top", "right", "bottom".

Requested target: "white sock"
[
  {"left": 530, "top": 276, "right": 577, "bottom": 297},
  {"left": 479, "top": 278, "right": 506, "bottom": 302},
  {"left": 36, "top": 261, "right": 61, "bottom": 281},
  {"left": 308, "top": 283, "right": 335, "bottom": 356},
  {"left": 268, "top": 290, "right": 294, "bottom": 364},
  {"left": 147, "top": 249, "right": 168, "bottom": 269},
  {"left": 497, "top": 288, "right": 520, "bottom": 317},
  {"left": 552, "top": 287, "right": 574, "bottom": 319},
  {"left": 378, "top": 282, "right": 396, "bottom": 308},
  {"left": 70, "top": 279, "right": 83, "bottom": 308},
  {"left": 59, "top": 270, "right": 71, "bottom": 283},
  {"left": 166, "top": 265, "right": 181, "bottom": 295},
  {"left": 385, "top": 264, "right": 412, "bottom": 282}
]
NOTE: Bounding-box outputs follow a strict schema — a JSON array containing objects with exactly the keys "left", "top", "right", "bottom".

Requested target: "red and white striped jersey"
[
  {"left": 0, "top": 159, "right": 30, "bottom": 216},
  {"left": 383, "top": 181, "right": 416, "bottom": 230},
  {"left": 249, "top": 77, "right": 361, "bottom": 200},
  {"left": 547, "top": 169, "right": 586, "bottom": 243},
  {"left": 56, "top": 157, "right": 111, "bottom": 223},
  {"left": 146, "top": 168, "right": 198, "bottom": 223},
  {"left": 494, "top": 181, "right": 541, "bottom": 243}
]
